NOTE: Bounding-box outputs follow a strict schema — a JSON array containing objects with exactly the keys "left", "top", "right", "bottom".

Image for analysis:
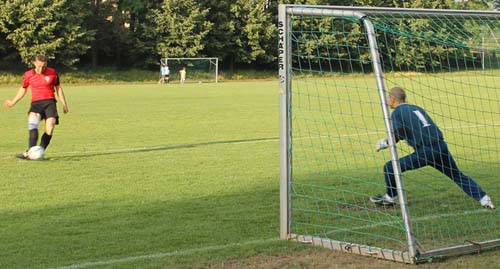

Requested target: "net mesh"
[{"left": 287, "top": 9, "right": 500, "bottom": 257}]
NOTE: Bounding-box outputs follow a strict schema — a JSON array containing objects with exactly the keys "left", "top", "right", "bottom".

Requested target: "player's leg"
[
  {"left": 28, "top": 112, "right": 41, "bottom": 148},
  {"left": 40, "top": 117, "right": 56, "bottom": 149},
  {"left": 39, "top": 100, "right": 59, "bottom": 150},
  {"left": 384, "top": 152, "right": 428, "bottom": 197},
  {"left": 16, "top": 112, "right": 41, "bottom": 159},
  {"left": 371, "top": 151, "right": 428, "bottom": 205},
  {"left": 430, "top": 141, "right": 486, "bottom": 201}
]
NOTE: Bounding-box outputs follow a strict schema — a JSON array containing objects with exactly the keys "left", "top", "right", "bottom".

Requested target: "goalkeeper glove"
[{"left": 376, "top": 138, "right": 389, "bottom": 152}]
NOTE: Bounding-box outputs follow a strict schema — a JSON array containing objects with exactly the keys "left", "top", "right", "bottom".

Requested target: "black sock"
[
  {"left": 29, "top": 129, "right": 38, "bottom": 148},
  {"left": 40, "top": 133, "right": 52, "bottom": 149}
]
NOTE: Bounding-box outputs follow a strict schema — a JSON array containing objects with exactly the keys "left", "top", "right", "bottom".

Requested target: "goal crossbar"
[{"left": 284, "top": 5, "right": 500, "bottom": 18}]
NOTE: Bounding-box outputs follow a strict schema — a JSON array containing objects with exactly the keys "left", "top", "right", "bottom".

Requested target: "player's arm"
[
  {"left": 376, "top": 112, "right": 406, "bottom": 151},
  {"left": 55, "top": 85, "right": 69, "bottom": 113},
  {"left": 376, "top": 138, "right": 389, "bottom": 151},
  {"left": 392, "top": 128, "right": 403, "bottom": 143},
  {"left": 376, "top": 130, "right": 403, "bottom": 152},
  {"left": 376, "top": 136, "right": 403, "bottom": 151},
  {"left": 3, "top": 87, "right": 28, "bottom": 108}
]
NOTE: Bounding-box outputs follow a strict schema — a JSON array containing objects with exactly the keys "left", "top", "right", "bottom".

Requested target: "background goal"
[
  {"left": 160, "top": 57, "right": 219, "bottom": 83},
  {"left": 279, "top": 5, "right": 500, "bottom": 263}
]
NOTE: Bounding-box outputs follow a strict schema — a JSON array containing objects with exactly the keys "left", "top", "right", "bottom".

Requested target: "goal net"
[
  {"left": 279, "top": 5, "right": 500, "bottom": 263},
  {"left": 160, "top": 57, "right": 219, "bottom": 83}
]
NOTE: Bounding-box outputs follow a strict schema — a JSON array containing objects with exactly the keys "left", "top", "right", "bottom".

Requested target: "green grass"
[
  {"left": 0, "top": 79, "right": 499, "bottom": 268},
  {"left": 0, "top": 82, "right": 281, "bottom": 268}
]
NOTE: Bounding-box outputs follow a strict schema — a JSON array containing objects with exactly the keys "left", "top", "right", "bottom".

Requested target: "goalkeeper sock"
[
  {"left": 29, "top": 129, "right": 38, "bottom": 148},
  {"left": 40, "top": 133, "right": 52, "bottom": 149}
]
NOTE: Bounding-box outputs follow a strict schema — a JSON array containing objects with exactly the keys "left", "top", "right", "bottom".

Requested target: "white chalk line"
[
  {"left": 52, "top": 238, "right": 279, "bottom": 269},
  {"left": 50, "top": 209, "right": 494, "bottom": 268}
]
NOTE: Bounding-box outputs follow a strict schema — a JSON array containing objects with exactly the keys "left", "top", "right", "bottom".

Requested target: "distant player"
[
  {"left": 179, "top": 66, "right": 186, "bottom": 84},
  {"left": 371, "top": 87, "right": 495, "bottom": 209},
  {"left": 159, "top": 62, "right": 170, "bottom": 84},
  {"left": 3, "top": 54, "right": 69, "bottom": 159}
]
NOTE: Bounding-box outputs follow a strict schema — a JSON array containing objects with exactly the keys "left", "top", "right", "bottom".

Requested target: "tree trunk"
[
  {"left": 229, "top": 54, "right": 234, "bottom": 74},
  {"left": 91, "top": 0, "right": 100, "bottom": 69}
]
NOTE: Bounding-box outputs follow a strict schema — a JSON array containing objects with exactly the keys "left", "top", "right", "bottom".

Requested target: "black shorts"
[{"left": 29, "top": 99, "right": 59, "bottom": 125}]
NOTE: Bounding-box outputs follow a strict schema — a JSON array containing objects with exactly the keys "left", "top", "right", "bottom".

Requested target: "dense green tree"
[
  {"left": 349, "top": 0, "right": 479, "bottom": 70},
  {"left": 202, "top": 0, "right": 278, "bottom": 70},
  {"left": 0, "top": 0, "right": 94, "bottom": 67},
  {"left": 85, "top": 0, "right": 160, "bottom": 68},
  {"left": 277, "top": 0, "right": 368, "bottom": 72},
  {"left": 200, "top": 1, "right": 235, "bottom": 69},
  {"left": 0, "top": 0, "right": 496, "bottom": 71},
  {"left": 0, "top": 31, "right": 16, "bottom": 68},
  {"left": 152, "top": 0, "right": 212, "bottom": 58},
  {"left": 229, "top": 0, "right": 276, "bottom": 64}
]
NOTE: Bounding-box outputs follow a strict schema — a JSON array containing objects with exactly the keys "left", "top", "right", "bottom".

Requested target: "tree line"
[{"left": 0, "top": 0, "right": 494, "bottom": 71}]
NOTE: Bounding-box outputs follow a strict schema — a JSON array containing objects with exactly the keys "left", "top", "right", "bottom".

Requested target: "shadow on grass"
[
  {"left": 0, "top": 185, "right": 280, "bottom": 269},
  {"left": 45, "top": 137, "right": 279, "bottom": 160},
  {"left": 1, "top": 171, "right": 499, "bottom": 268}
]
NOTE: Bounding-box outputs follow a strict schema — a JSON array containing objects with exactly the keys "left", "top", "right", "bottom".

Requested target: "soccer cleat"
[
  {"left": 370, "top": 194, "right": 397, "bottom": 206},
  {"left": 480, "top": 195, "right": 496, "bottom": 210},
  {"left": 15, "top": 152, "right": 29, "bottom": 160}
]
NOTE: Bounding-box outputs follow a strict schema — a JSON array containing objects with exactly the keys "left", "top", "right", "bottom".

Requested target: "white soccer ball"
[{"left": 28, "top": 146, "right": 45, "bottom": 160}]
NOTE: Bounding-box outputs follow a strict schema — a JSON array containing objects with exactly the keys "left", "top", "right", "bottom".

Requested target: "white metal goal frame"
[
  {"left": 160, "top": 57, "right": 219, "bottom": 83},
  {"left": 278, "top": 4, "right": 500, "bottom": 264}
]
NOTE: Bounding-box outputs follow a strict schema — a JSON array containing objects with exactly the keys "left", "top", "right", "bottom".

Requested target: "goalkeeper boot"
[
  {"left": 370, "top": 194, "right": 396, "bottom": 206},
  {"left": 480, "top": 195, "right": 496, "bottom": 210}
]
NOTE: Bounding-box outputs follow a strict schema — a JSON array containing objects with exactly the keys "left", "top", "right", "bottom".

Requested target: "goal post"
[
  {"left": 279, "top": 5, "right": 500, "bottom": 264},
  {"left": 160, "top": 57, "right": 219, "bottom": 83}
]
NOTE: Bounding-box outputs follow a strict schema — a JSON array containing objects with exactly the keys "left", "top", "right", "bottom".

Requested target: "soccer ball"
[{"left": 28, "top": 146, "right": 45, "bottom": 160}]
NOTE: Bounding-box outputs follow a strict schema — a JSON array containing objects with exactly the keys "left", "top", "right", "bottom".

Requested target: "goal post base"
[
  {"left": 290, "top": 234, "right": 414, "bottom": 264},
  {"left": 416, "top": 239, "right": 500, "bottom": 263}
]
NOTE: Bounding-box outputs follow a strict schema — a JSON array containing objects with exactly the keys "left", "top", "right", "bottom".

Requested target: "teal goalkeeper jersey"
[{"left": 391, "top": 103, "right": 444, "bottom": 149}]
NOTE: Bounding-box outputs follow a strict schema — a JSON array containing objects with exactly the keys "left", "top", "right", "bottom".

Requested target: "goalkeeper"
[{"left": 371, "top": 87, "right": 495, "bottom": 209}]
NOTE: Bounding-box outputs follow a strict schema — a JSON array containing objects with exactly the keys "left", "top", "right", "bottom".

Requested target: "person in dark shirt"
[{"left": 371, "top": 87, "right": 495, "bottom": 209}]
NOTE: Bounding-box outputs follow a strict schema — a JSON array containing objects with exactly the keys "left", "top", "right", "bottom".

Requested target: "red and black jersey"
[{"left": 22, "top": 67, "right": 60, "bottom": 103}]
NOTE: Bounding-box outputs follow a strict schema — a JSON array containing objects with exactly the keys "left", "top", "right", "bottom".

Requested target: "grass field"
[{"left": 0, "top": 80, "right": 499, "bottom": 268}]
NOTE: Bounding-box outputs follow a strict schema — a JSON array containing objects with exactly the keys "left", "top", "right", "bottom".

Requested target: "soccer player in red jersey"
[{"left": 3, "top": 54, "right": 69, "bottom": 159}]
